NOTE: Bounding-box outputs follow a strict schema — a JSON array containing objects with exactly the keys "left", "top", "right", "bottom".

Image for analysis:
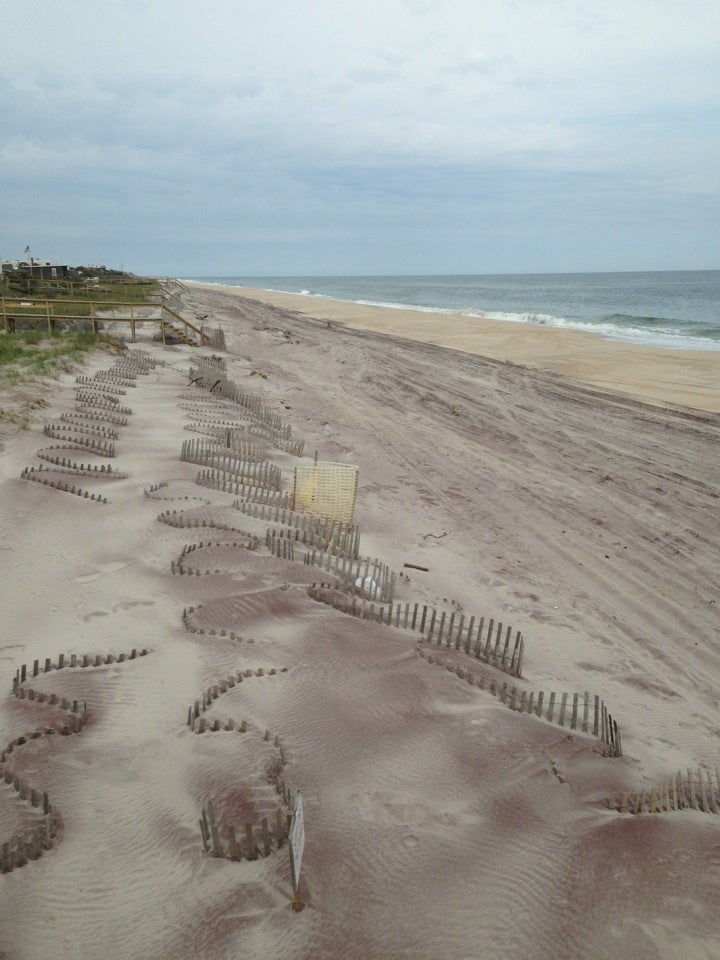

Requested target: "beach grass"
[
  {"left": 0, "top": 330, "right": 124, "bottom": 432},
  {"left": 2, "top": 273, "right": 160, "bottom": 304},
  {"left": 0, "top": 330, "right": 122, "bottom": 383}
]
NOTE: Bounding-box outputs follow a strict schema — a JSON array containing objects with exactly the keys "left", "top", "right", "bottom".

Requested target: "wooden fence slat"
[{"left": 558, "top": 693, "right": 568, "bottom": 727}]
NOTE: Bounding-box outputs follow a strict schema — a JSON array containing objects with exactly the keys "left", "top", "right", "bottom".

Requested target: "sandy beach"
[
  {"left": 210, "top": 283, "right": 720, "bottom": 413},
  {"left": 1, "top": 281, "right": 719, "bottom": 960}
]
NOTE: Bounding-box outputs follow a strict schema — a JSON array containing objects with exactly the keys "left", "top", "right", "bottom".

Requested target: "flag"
[{"left": 24, "top": 245, "right": 30, "bottom": 254}]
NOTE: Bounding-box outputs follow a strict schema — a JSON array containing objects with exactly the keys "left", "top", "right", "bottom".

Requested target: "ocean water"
[{"left": 186, "top": 271, "right": 720, "bottom": 351}]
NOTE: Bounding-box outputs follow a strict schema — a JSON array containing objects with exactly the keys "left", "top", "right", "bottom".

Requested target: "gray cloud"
[{"left": 1, "top": 0, "right": 718, "bottom": 273}]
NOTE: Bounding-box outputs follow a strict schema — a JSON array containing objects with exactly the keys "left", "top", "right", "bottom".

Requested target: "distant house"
[
  {"left": 27, "top": 262, "right": 70, "bottom": 280},
  {"left": 1, "top": 260, "right": 69, "bottom": 280}
]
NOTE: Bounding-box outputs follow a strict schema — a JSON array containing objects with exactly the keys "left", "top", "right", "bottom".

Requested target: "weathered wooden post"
[
  {"left": 558, "top": 693, "right": 568, "bottom": 727},
  {"left": 228, "top": 826, "right": 239, "bottom": 860},
  {"left": 199, "top": 812, "right": 210, "bottom": 852},
  {"left": 245, "top": 823, "right": 257, "bottom": 861}
]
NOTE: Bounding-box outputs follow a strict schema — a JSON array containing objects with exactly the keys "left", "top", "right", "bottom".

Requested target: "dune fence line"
[
  {"left": 75, "top": 374, "right": 132, "bottom": 393},
  {"left": 12, "top": 648, "right": 149, "bottom": 690},
  {"left": 199, "top": 799, "right": 289, "bottom": 862},
  {"left": 33, "top": 455, "right": 126, "bottom": 478},
  {"left": 19, "top": 468, "right": 110, "bottom": 503},
  {"left": 42, "top": 426, "right": 116, "bottom": 456},
  {"left": 185, "top": 665, "right": 286, "bottom": 733},
  {"left": 267, "top": 531, "right": 296, "bottom": 561},
  {"left": 303, "top": 550, "right": 395, "bottom": 602},
  {"left": 610, "top": 768, "right": 720, "bottom": 815},
  {"left": 2, "top": 646, "right": 151, "bottom": 873},
  {"left": 157, "top": 508, "right": 259, "bottom": 538},
  {"left": 188, "top": 361, "right": 301, "bottom": 454},
  {"left": 182, "top": 606, "right": 252, "bottom": 643},
  {"left": 19, "top": 351, "right": 166, "bottom": 504},
  {"left": 171, "top": 538, "right": 261, "bottom": 575},
  {"left": 246, "top": 425, "right": 305, "bottom": 456},
  {"left": 181, "top": 435, "right": 266, "bottom": 463},
  {"left": 180, "top": 439, "right": 281, "bottom": 490},
  {"left": 183, "top": 663, "right": 293, "bottom": 863},
  {"left": 416, "top": 647, "right": 622, "bottom": 756},
  {"left": 195, "top": 468, "right": 291, "bottom": 503},
  {"left": 308, "top": 583, "right": 525, "bottom": 678},
  {"left": 1, "top": 810, "right": 54, "bottom": 874},
  {"left": 236, "top": 500, "right": 360, "bottom": 557},
  {"left": 265, "top": 522, "right": 361, "bottom": 561}
]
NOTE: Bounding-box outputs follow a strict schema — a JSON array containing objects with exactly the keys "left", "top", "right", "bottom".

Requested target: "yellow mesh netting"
[{"left": 292, "top": 462, "right": 359, "bottom": 524}]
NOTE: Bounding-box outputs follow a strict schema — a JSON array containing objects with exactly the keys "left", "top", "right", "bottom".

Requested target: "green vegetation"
[
  {"left": 0, "top": 330, "right": 122, "bottom": 383},
  {"left": 1, "top": 267, "right": 160, "bottom": 310},
  {"left": 0, "top": 329, "right": 124, "bottom": 434}
]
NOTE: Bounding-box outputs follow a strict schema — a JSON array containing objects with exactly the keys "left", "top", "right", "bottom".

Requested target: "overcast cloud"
[{"left": 2, "top": 0, "right": 719, "bottom": 274}]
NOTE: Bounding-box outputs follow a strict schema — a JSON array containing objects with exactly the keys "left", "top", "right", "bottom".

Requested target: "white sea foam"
[{"left": 182, "top": 274, "right": 720, "bottom": 351}]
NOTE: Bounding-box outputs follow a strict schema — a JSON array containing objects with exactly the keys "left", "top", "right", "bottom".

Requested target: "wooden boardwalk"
[{"left": 1, "top": 297, "right": 224, "bottom": 348}]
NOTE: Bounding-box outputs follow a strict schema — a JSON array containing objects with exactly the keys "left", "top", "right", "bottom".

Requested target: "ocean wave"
[
  {"left": 462, "top": 308, "right": 720, "bottom": 350},
  {"left": 183, "top": 277, "right": 720, "bottom": 351}
]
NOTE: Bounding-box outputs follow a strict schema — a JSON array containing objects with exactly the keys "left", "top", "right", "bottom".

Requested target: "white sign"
[{"left": 288, "top": 792, "right": 305, "bottom": 888}]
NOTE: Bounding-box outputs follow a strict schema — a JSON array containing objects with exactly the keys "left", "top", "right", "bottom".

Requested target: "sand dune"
[{"left": 1, "top": 284, "right": 719, "bottom": 959}]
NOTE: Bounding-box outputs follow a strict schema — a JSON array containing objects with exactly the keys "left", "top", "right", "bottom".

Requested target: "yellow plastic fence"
[{"left": 292, "top": 462, "right": 359, "bottom": 525}]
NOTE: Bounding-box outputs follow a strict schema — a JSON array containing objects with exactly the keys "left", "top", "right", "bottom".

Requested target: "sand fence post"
[
  {"left": 570, "top": 693, "right": 579, "bottom": 730},
  {"left": 464, "top": 616, "right": 475, "bottom": 654},
  {"left": 454, "top": 614, "right": 464, "bottom": 650},
  {"left": 593, "top": 695, "right": 600, "bottom": 736},
  {"left": 558, "top": 693, "right": 568, "bottom": 727},
  {"left": 245, "top": 823, "right": 257, "bottom": 861},
  {"left": 501, "top": 626, "right": 511, "bottom": 667},
  {"left": 228, "top": 826, "right": 240, "bottom": 860}
]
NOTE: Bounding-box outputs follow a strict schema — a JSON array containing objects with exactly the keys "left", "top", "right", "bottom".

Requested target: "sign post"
[{"left": 288, "top": 792, "right": 305, "bottom": 912}]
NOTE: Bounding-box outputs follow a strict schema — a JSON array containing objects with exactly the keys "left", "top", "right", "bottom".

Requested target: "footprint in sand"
[
  {"left": 112, "top": 600, "right": 155, "bottom": 613},
  {"left": 73, "top": 560, "right": 135, "bottom": 584}
]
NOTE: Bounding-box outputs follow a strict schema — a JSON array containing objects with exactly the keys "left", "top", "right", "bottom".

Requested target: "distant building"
[{"left": 1, "top": 259, "right": 69, "bottom": 280}]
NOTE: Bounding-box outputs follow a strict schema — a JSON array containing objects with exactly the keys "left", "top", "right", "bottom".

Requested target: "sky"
[{"left": 1, "top": 0, "right": 719, "bottom": 276}]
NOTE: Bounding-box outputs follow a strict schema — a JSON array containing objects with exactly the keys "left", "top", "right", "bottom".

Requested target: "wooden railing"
[{"left": 0, "top": 298, "right": 222, "bottom": 348}]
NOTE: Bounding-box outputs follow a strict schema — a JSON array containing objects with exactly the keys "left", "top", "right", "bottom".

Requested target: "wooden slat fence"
[
  {"left": 75, "top": 375, "right": 131, "bottom": 394},
  {"left": 194, "top": 355, "right": 227, "bottom": 372},
  {"left": 416, "top": 647, "right": 622, "bottom": 756},
  {"left": 266, "top": 531, "right": 296, "bottom": 561},
  {"left": 265, "top": 521, "right": 360, "bottom": 560},
  {"left": 182, "top": 606, "right": 250, "bottom": 644},
  {"left": 2, "top": 647, "right": 150, "bottom": 874},
  {"left": 180, "top": 439, "right": 281, "bottom": 490},
  {"left": 76, "top": 396, "right": 133, "bottom": 417},
  {"left": 34, "top": 456, "right": 126, "bottom": 479},
  {"left": 503, "top": 682, "right": 621, "bottom": 756},
  {"left": 246, "top": 426, "right": 305, "bottom": 456},
  {"left": 157, "top": 509, "right": 246, "bottom": 535},
  {"left": 20, "top": 467, "right": 110, "bottom": 503},
  {"left": 187, "top": 365, "right": 300, "bottom": 452},
  {"left": 304, "top": 550, "right": 395, "bottom": 602},
  {"left": 185, "top": 666, "right": 284, "bottom": 732},
  {"left": 193, "top": 468, "right": 290, "bottom": 503},
  {"left": 199, "top": 800, "right": 288, "bottom": 862},
  {"left": 308, "top": 583, "right": 524, "bottom": 678},
  {"left": 1, "top": 815, "right": 54, "bottom": 873},
  {"left": 42, "top": 426, "right": 116, "bottom": 457},
  {"left": 181, "top": 436, "right": 266, "bottom": 466},
  {"left": 237, "top": 500, "right": 360, "bottom": 556},
  {"left": 611, "top": 768, "right": 720, "bottom": 815},
  {"left": 57, "top": 414, "right": 119, "bottom": 438},
  {"left": 12, "top": 648, "right": 149, "bottom": 691},
  {"left": 171, "top": 537, "right": 260, "bottom": 575}
]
